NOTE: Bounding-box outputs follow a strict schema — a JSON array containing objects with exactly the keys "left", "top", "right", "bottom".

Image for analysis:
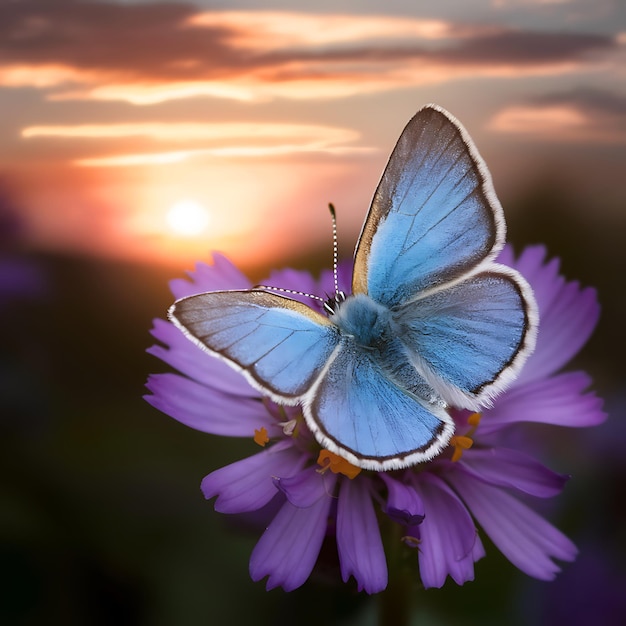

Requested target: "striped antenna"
[
  {"left": 255, "top": 203, "right": 347, "bottom": 315},
  {"left": 328, "top": 203, "right": 340, "bottom": 297},
  {"left": 324, "top": 203, "right": 346, "bottom": 314},
  {"left": 252, "top": 284, "right": 326, "bottom": 304}
]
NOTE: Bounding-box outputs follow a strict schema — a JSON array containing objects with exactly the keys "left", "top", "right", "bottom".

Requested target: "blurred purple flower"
[
  {"left": 0, "top": 258, "right": 46, "bottom": 311},
  {"left": 145, "top": 245, "right": 605, "bottom": 593}
]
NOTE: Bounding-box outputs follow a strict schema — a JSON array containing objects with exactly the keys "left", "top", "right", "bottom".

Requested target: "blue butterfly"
[{"left": 169, "top": 104, "right": 538, "bottom": 471}]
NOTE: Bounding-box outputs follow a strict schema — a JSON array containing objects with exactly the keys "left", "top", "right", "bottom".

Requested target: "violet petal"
[
  {"left": 145, "top": 373, "right": 273, "bottom": 436},
  {"left": 460, "top": 447, "right": 569, "bottom": 498},
  {"left": 201, "top": 441, "right": 304, "bottom": 513},
  {"left": 414, "top": 473, "right": 482, "bottom": 588},
  {"left": 273, "top": 467, "right": 330, "bottom": 508},
  {"left": 380, "top": 473, "right": 425, "bottom": 526},
  {"left": 481, "top": 370, "right": 606, "bottom": 434},
  {"left": 337, "top": 477, "right": 388, "bottom": 594},
  {"left": 170, "top": 253, "right": 252, "bottom": 299},
  {"left": 507, "top": 246, "right": 600, "bottom": 385},
  {"left": 449, "top": 470, "right": 577, "bottom": 580},
  {"left": 249, "top": 474, "right": 336, "bottom": 591}
]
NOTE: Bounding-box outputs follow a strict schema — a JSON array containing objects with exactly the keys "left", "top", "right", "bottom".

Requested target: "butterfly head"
[
  {"left": 322, "top": 289, "right": 347, "bottom": 316},
  {"left": 330, "top": 292, "right": 392, "bottom": 350}
]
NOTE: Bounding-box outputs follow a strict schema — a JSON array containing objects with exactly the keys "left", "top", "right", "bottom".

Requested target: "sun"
[{"left": 166, "top": 199, "right": 212, "bottom": 237}]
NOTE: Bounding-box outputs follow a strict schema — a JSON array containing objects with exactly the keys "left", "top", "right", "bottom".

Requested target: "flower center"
[{"left": 449, "top": 412, "right": 481, "bottom": 462}]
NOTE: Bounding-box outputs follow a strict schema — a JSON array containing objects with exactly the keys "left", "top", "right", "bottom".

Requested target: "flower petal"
[
  {"left": 319, "top": 260, "right": 353, "bottom": 297},
  {"left": 148, "top": 318, "right": 257, "bottom": 397},
  {"left": 273, "top": 467, "right": 330, "bottom": 508},
  {"left": 380, "top": 473, "right": 425, "bottom": 526},
  {"left": 145, "top": 372, "right": 272, "bottom": 436},
  {"left": 414, "top": 473, "right": 483, "bottom": 588},
  {"left": 481, "top": 371, "right": 606, "bottom": 433},
  {"left": 201, "top": 442, "right": 304, "bottom": 513},
  {"left": 263, "top": 268, "right": 323, "bottom": 308},
  {"left": 459, "top": 448, "right": 569, "bottom": 498},
  {"left": 449, "top": 470, "right": 577, "bottom": 580},
  {"left": 249, "top": 473, "right": 336, "bottom": 591},
  {"left": 170, "top": 253, "right": 252, "bottom": 299},
  {"left": 506, "top": 246, "right": 600, "bottom": 385},
  {"left": 337, "top": 477, "right": 388, "bottom": 594}
]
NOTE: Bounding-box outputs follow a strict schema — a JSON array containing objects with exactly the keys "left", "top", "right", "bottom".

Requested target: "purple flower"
[
  {"left": 0, "top": 258, "right": 45, "bottom": 311},
  {"left": 145, "top": 245, "right": 605, "bottom": 593}
]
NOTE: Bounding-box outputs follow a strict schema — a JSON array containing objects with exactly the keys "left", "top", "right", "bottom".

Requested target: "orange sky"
[{"left": 1, "top": 1, "right": 625, "bottom": 270}]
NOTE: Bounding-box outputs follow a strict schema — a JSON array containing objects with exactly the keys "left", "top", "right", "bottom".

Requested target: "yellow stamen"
[
  {"left": 317, "top": 449, "right": 362, "bottom": 479},
  {"left": 450, "top": 412, "right": 482, "bottom": 462},
  {"left": 253, "top": 427, "right": 270, "bottom": 447},
  {"left": 468, "top": 412, "right": 481, "bottom": 428},
  {"left": 450, "top": 435, "right": 473, "bottom": 462}
]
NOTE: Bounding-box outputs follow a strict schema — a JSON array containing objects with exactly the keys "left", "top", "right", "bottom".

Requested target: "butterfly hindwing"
[
  {"left": 394, "top": 266, "right": 537, "bottom": 410},
  {"left": 353, "top": 104, "right": 505, "bottom": 308},
  {"left": 304, "top": 339, "right": 454, "bottom": 471},
  {"left": 170, "top": 291, "right": 340, "bottom": 401}
]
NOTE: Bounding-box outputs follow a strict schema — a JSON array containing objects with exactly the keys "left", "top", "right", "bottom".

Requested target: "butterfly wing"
[
  {"left": 169, "top": 290, "right": 340, "bottom": 402},
  {"left": 304, "top": 338, "right": 454, "bottom": 471},
  {"left": 353, "top": 103, "right": 537, "bottom": 409},
  {"left": 353, "top": 104, "right": 505, "bottom": 308},
  {"left": 394, "top": 266, "right": 537, "bottom": 410}
]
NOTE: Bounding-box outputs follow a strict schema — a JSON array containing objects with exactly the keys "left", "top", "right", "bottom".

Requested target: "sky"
[{"left": 1, "top": 0, "right": 625, "bottom": 270}]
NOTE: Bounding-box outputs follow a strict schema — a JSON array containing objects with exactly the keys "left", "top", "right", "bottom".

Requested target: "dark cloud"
[
  {"left": 433, "top": 30, "right": 614, "bottom": 64},
  {"left": 533, "top": 88, "right": 626, "bottom": 117},
  {"left": 0, "top": 0, "right": 619, "bottom": 85},
  {"left": 0, "top": 0, "right": 241, "bottom": 79}
]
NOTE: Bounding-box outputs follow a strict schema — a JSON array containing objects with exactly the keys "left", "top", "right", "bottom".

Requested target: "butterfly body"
[
  {"left": 332, "top": 293, "right": 390, "bottom": 349},
  {"left": 170, "top": 105, "right": 538, "bottom": 471}
]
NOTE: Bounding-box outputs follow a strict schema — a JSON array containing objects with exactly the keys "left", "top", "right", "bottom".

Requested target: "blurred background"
[{"left": 1, "top": 0, "right": 625, "bottom": 624}]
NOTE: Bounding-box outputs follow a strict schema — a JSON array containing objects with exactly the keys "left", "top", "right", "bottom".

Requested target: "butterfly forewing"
[
  {"left": 170, "top": 290, "right": 340, "bottom": 401},
  {"left": 353, "top": 105, "right": 505, "bottom": 308}
]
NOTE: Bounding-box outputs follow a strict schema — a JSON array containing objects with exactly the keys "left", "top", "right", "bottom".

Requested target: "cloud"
[
  {"left": 21, "top": 121, "right": 360, "bottom": 142},
  {"left": 492, "top": 0, "right": 575, "bottom": 6},
  {"left": 185, "top": 11, "right": 498, "bottom": 50},
  {"left": 20, "top": 121, "right": 372, "bottom": 166},
  {"left": 488, "top": 89, "right": 626, "bottom": 142},
  {"left": 0, "top": 2, "right": 620, "bottom": 104}
]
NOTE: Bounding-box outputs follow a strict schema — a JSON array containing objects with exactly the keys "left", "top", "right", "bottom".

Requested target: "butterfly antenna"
[
  {"left": 254, "top": 205, "right": 346, "bottom": 315},
  {"left": 328, "top": 203, "right": 341, "bottom": 298},
  {"left": 322, "top": 203, "right": 346, "bottom": 315},
  {"left": 252, "top": 284, "right": 326, "bottom": 304}
]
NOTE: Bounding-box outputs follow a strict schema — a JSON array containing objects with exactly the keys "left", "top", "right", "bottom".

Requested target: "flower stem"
[
  {"left": 378, "top": 566, "right": 412, "bottom": 626},
  {"left": 377, "top": 518, "right": 415, "bottom": 626}
]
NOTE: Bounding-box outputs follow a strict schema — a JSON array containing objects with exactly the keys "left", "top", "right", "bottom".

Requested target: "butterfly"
[{"left": 169, "top": 104, "right": 538, "bottom": 471}]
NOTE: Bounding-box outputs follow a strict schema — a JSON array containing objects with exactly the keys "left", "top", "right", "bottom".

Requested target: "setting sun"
[{"left": 166, "top": 199, "right": 212, "bottom": 237}]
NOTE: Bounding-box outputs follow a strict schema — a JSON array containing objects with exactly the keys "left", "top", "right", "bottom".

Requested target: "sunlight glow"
[{"left": 166, "top": 200, "right": 212, "bottom": 237}]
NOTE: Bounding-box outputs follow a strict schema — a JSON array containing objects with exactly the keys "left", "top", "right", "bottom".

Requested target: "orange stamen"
[
  {"left": 450, "top": 412, "right": 482, "bottom": 462},
  {"left": 468, "top": 412, "right": 481, "bottom": 427},
  {"left": 450, "top": 435, "right": 473, "bottom": 462},
  {"left": 253, "top": 427, "right": 270, "bottom": 447},
  {"left": 317, "top": 449, "right": 362, "bottom": 479}
]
